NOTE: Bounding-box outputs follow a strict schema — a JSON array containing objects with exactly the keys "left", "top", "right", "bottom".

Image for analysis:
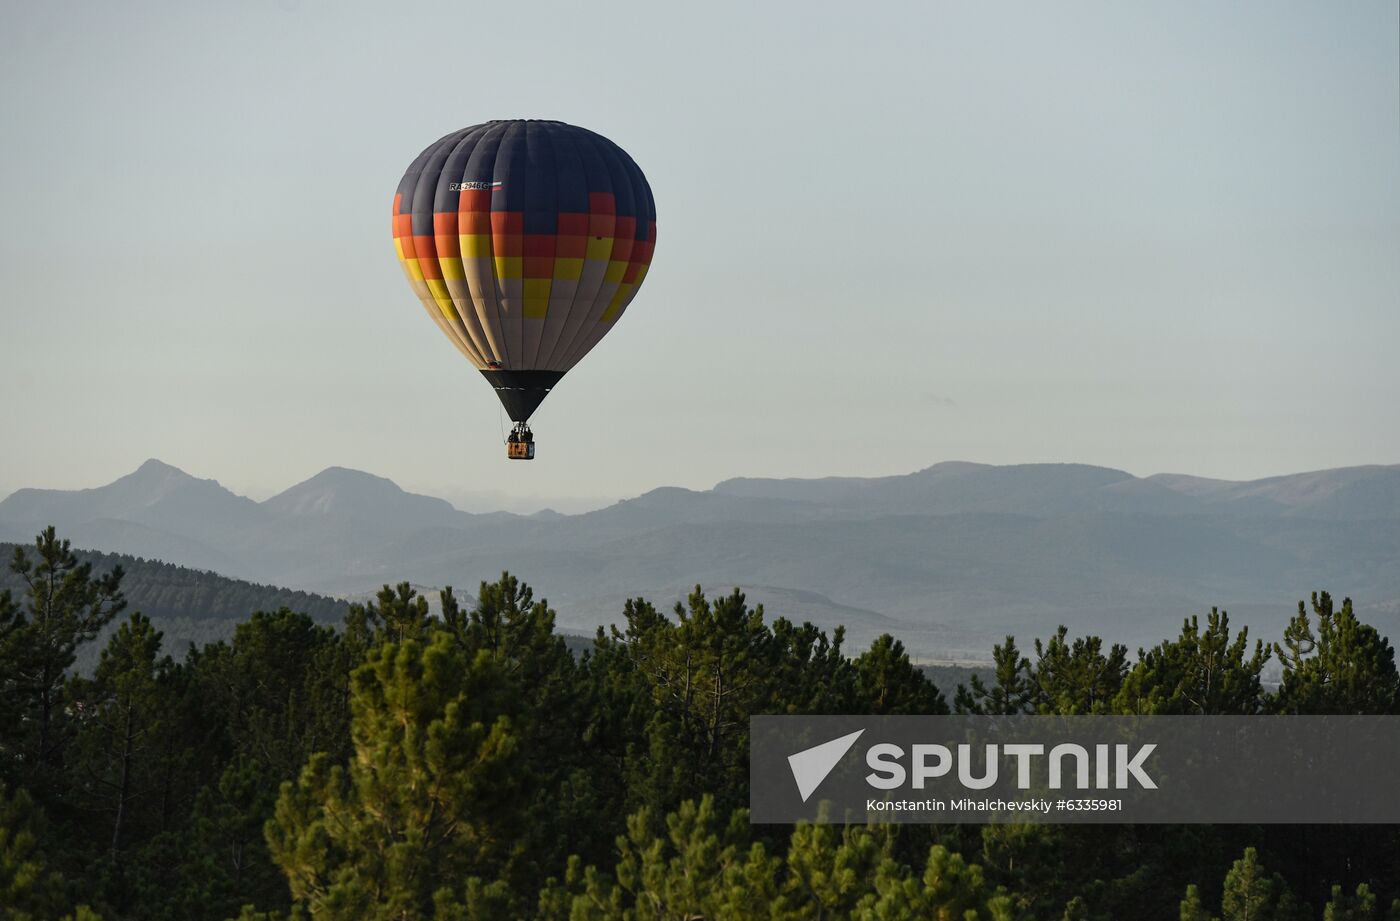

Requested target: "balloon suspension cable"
[{"left": 507, "top": 421, "right": 534, "bottom": 443}]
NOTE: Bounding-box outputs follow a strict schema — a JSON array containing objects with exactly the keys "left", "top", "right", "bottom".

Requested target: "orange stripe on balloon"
[
  {"left": 458, "top": 211, "right": 491, "bottom": 235},
  {"left": 432, "top": 212, "right": 457, "bottom": 236},
  {"left": 435, "top": 233, "right": 461, "bottom": 258},
  {"left": 457, "top": 189, "right": 491, "bottom": 212},
  {"left": 490, "top": 211, "right": 524, "bottom": 235}
]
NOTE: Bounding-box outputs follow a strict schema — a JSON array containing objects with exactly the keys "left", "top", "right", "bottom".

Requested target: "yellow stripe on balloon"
[
  {"left": 523, "top": 276, "right": 552, "bottom": 319},
  {"left": 552, "top": 257, "right": 584, "bottom": 281},
  {"left": 494, "top": 256, "right": 523, "bottom": 279},
  {"left": 438, "top": 257, "right": 465, "bottom": 282},
  {"left": 461, "top": 234, "right": 493, "bottom": 258}
]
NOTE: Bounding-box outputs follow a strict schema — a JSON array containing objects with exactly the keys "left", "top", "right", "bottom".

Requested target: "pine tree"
[
  {"left": 955, "top": 636, "right": 1034, "bottom": 714},
  {"left": 1273, "top": 592, "right": 1400, "bottom": 714},
  {"left": 1114, "top": 610, "right": 1268, "bottom": 715},
  {"left": 610, "top": 587, "right": 786, "bottom": 819},
  {"left": 780, "top": 816, "right": 889, "bottom": 918},
  {"left": 1181, "top": 884, "right": 1217, "bottom": 921},
  {"left": 853, "top": 634, "right": 948, "bottom": 715},
  {"left": 66, "top": 612, "right": 170, "bottom": 866},
  {"left": 1062, "top": 895, "right": 1090, "bottom": 921},
  {"left": 445, "top": 574, "right": 594, "bottom": 896},
  {"left": 0, "top": 781, "right": 99, "bottom": 920},
  {"left": 354, "top": 582, "right": 431, "bottom": 647},
  {"left": 0, "top": 528, "right": 125, "bottom": 787},
  {"left": 852, "top": 843, "right": 1015, "bottom": 920},
  {"left": 766, "top": 617, "right": 859, "bottom": 716},
  {"left": 265, "top": 632, "right": 524, "bottom": 919},
  {"left": 543, "top": 796, "right": 781, "bottom": 921},
  {"left": 139, "top": 757, "right": 294, "bottom": 921},
  {"left": 1032, "top": 626, "right": 1128, "bottom": 715},
  {"left": 196, "top": 608, "right": 354, "bottom": 779},
  {"left": 1324, "top": 883, "right": 1378, "bottom": 921},
  {"left": 1219, "top": 848, "right": 1302, "bottom": 921}
]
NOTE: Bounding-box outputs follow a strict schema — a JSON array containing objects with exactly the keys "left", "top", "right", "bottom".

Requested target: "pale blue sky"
[{"left": 1, "top": 1, "right": 1396, "bottom": 510}]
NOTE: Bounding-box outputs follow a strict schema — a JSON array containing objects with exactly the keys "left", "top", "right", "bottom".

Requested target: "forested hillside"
[
  {"left": 0, "top": 542, "right": 347, "bottom": 625},
  {"left": 0, "top": 541, "right": 348, "bottom": 670},
  {"left": 2, "top": 527, "right": 1398, "bottom": 921}
]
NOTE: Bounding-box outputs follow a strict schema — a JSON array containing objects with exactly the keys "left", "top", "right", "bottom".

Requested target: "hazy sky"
[{"left": 2, "top": 1, "right": 1396, "bottom": 511}]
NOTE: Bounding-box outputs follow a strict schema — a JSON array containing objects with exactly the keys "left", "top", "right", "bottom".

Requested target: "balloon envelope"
[{"left": 392, "top": 120, "right": 657, "bottom": 422}]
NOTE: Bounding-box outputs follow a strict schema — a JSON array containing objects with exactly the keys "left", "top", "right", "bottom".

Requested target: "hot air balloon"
[{"left": 391, "top": 120, "right": 657, "bottom": 460}]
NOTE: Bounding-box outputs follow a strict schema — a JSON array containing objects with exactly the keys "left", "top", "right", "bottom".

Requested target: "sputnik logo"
[{"left": 787, "top": 729, "right": 864, "bottom": 802}]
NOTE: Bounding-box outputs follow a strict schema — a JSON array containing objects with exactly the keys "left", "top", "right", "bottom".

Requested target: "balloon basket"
[{"left": 506, "top": 423, "right": 535, "bottom": 461}]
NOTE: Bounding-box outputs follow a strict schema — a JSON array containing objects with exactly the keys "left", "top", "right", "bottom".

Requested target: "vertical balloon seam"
[
  {"left": 465, "top": 123, "right": 510, "bottom": 366},
  {"left": 411, "top": 135, "right": 455, "bottom": 327},
  {"left": 440, "top": 126, "right": 495, "bottom": 366},
  {"left": 551, "top": 124, "right": 601, "bottom": 371},
  {"left": 586, "top": 142, "right": 652, "bottom": 355},
  {"left": 584, "top": 130, "right": 647, "bottom": 361},
  {"left": 518, "top": 123, "right": 539, "bottom": 368},
  {"left": 493, "top": 123, "right": 521, "bottom": 368},
  {"left": 558, "top": 130, "right": 642, "bottom": 371},
  {"left": 496, "top": 122, "right": 519, "bottom": 368},
  {"left": 455, "top": 127, "right": 498, "bottom": 367},
  {"left": 538, "top": 122, "right": 567, "bottom": 367},
  {"left": 510, "top": 120, "right": 532, "bottom": 369},
  {"left": 551, "top": 128, "right": 625, "bottom": 372},
  {"left": 521, "top": 121, "right": 555, "bottom": 368},
  {"left": 517, "top": 121, "right": 546, "bottom": 367},
  {"left": 535, "top": 124, "right": 584, "bottom": 370},
  {"left": 540, "top": 127, "right": 613, "bottom": 372},
  {"left": 613, "top": 146, "right": 656, "bottom": 340},
  {"left": 417, "top": 132, "right": 483, "bottom": 364},
  {"left": 395, "top": 140, "right": 479, "bottom": 363},
  {"left": 612, "top": 145, "right": 656, "bottom": 329}
]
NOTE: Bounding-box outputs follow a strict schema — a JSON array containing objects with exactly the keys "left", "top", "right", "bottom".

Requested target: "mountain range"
[{"left": 3, "top": 458, "right": 1398, "bottom": 658}]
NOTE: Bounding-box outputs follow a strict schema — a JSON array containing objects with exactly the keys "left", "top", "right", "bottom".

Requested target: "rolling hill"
[{"left": 0, "top": 541, "right": 349, "bottom": 670}]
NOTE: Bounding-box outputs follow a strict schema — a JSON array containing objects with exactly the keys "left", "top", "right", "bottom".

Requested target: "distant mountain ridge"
[
  {"left": 262, "top": 466, "right": 469, "bottom": 528},
  {"left": 3, "top": 459, "right": 1398, "bottom": 657},
  {"left": 715, "top": 461, "right": 1400, "bottom": 520}
]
